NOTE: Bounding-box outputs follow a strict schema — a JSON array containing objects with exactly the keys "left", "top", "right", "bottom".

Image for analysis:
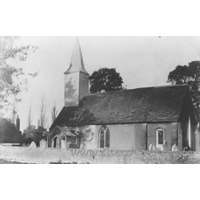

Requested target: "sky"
[{"left": 9, "top": 36, "right": 200, "bottom": 131}]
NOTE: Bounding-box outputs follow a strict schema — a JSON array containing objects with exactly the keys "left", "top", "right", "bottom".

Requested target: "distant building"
[
  {"left": 0, "top": 117, "right": 23, "bottom": 144},
  {"left": 48, "top": 39, "right": 199, "bottom": 151}
]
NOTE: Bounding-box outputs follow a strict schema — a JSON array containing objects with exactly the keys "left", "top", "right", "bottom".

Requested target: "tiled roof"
[{"left": 50, "top": 85, "right": 192, "bottom": 129}]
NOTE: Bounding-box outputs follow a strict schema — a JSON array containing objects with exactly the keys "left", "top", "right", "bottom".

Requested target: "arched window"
[{"left": 99, "top": 126, "right": 110, "bottom": 148}]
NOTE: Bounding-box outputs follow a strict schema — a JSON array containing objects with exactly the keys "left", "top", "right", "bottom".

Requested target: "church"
[{"left": 47, "top": 39, "right": 199, "bottom": 152}]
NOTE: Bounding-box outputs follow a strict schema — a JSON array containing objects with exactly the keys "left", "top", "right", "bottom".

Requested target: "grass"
[{"left": 0, "top": 158, "right": 28, "bottom": 164}]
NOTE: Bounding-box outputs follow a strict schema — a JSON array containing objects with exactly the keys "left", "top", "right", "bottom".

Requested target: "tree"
[
  {"left": 51, "top": 103, "right": 58, "bottom": 123},
  {"left": 89, "top": 68, "right": 123, "bottom": 93},
  {"left": 38, "top": 94, "right": 47, "bottom": 129},
  {"left": 27, "top": 105, "right": 32, "bottom": 127},
  {"left": 167, "top": 61, "right": 200, "bottom": 119},
  {"left": 0, "top": 36, "right": 38, "bottom": 118},
  {"left": 23, "top": 125, "right": 47, "bottom": 147}
]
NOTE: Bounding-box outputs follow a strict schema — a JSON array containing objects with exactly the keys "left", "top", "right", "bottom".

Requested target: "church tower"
[{"left": 64, "top": 38, "right": 89, "bottom": 107}]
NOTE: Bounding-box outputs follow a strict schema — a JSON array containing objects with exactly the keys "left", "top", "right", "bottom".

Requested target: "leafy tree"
[
  {"left": 0, "top": 36, "right": 38, "bottom": 118},
  {"left": 89, "top": 68, "right": 123, "bottom": 93},
  {"left": 167, "top": 61, "right": 200, "bottom": 119}
]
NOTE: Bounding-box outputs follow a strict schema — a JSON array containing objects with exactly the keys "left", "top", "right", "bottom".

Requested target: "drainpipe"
[
  {"left": 177, "top": 122, "right": 179, "bottom": 149},
  {"left": 188, "top": 116, "right": 191, "bottom": 149},
  {"left": 146, "top": 123, "right": 148, "bottom": 150},
  {"left": 47, "top": 134, "right": 49, "bottom": 148}
]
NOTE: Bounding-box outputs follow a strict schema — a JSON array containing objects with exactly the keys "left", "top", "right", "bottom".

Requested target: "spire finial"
[{"left": 65, "top": 37, "right": 88, "bottom": 74}]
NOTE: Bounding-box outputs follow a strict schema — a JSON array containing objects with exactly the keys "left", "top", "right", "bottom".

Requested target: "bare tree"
[
  {"left": 27, "top": 105, "right": 32, "bottom": 127},
  {"left": 51, "top": 103, "right": 58, "bottom": 124},
  {"left": 38, "top": 94, "right": 47, "bottom": 128}
]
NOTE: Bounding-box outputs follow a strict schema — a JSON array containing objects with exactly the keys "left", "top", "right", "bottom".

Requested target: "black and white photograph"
[
  {"left": 2, "top": 1, "right": 200, "bottom": 200},
  {"left": 0, "top": 36, "right": 200, "bottom": 164}
]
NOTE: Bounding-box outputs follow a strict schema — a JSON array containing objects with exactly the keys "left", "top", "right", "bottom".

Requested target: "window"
[
  {"left": 156, "top": 128, "right": 165, "bottom": 149},
  {"left": 158, "top": 130, "right": 164, "bottom": 145},
  {"left": 99, "top": 126, "right": 110, "bottom": 148},
  {"left": 67, "top": 137, "right": 77, "bottom": 144}
]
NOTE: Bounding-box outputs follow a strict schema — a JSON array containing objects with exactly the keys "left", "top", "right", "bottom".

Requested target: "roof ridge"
[
  {"left": 84, "top": 84, "right": 189, "bottom": 97},
  {"left": 131, "top": 84, "right": 188, "bottom": 90}
]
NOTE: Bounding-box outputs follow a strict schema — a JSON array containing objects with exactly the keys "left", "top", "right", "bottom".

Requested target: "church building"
[{"left": 47, "top": 39, "right": 199, "bottom": 151}]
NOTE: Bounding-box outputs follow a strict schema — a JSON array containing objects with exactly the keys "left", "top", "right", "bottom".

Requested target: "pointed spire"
[{"left": 65, "top": 38, "right": 88, "bottom": 74}]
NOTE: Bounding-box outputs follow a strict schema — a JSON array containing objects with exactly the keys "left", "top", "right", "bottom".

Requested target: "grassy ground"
[{"left": 0, "top": 158, "right": 26, "bottom": 164}]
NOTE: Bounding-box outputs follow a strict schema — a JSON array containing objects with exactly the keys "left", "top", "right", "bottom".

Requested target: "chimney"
[{"left": 16, "top": 115, "right": 20, "bottom": 131}]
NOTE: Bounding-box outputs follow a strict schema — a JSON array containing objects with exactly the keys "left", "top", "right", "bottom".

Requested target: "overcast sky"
[{"left": 12, "top": 36, "right": 200, "bottom": 131}]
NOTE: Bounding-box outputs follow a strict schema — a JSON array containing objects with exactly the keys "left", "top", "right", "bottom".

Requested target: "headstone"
[
  {"left": 172, "top": 143, "right": 179, "bottom": 151},
  {"left": 183, "top": 146, "right": 189, "bottom": 151},
  {"left": 162, "top": 141, "right": 168, "bottom": 151},
  {"left": 149, "top": 144, "right": 156, "bottom": 151},
  {"left": 40, "top": 139, "right": 46, "bottom": 149},
  {"left": 30, "top": 141, "right": 37, "bottom": 148}
]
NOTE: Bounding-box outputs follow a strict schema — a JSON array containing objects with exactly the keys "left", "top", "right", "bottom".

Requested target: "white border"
[{"left": 0, "top": 1, "right": 199, "bottom": 200}]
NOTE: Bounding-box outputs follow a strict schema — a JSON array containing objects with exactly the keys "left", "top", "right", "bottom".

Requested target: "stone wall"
[
  {"left": 0, "top": 145, "right": 92, "bottom": 164},
  {"left": 1, "top": 145, "right": 199, "bottom": 164}
]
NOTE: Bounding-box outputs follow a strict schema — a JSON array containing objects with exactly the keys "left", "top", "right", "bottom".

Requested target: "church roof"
[
  {"left": 64, "top": 38, "right": 88, "bottom": 74},
  {"left": 53, "top": 126, "right": 79, "bottom": 137},
  {"left": 50, "top": 85, "right": 196, "bottom": 129}
]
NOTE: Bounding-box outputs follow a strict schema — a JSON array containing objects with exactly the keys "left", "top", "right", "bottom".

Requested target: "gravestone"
[
  {"left": 172, "top": 143, "right": 179, "bottom": 151},
  {"left": 30, "top": 141, "right": 37, "bottom": 148},
  {"left": 162, "top": 141, "right": 168, "bottom": 151},
  {"left": 40, "top": 139, "right": 46, "bottom": 149},
  {"left": 149, "top": 144, "right": 156, "bottom": 151}
]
